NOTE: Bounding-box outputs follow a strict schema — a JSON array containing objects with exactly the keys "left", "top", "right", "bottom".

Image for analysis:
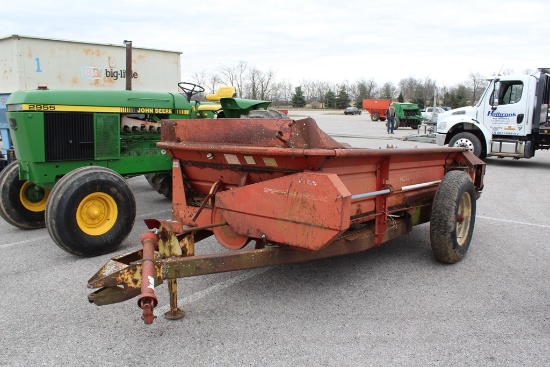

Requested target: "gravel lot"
[{"left": 1, "top": 110, "right": 549, "bottom": 366}]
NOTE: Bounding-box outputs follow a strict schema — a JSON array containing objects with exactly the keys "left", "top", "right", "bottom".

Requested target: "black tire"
[
  {"left": 0, "top": 161, "right": 48, "bottom": 229},
  {"left": 380, "top": 117, "right": 386, "bottom": 121},
  {"left": 430, "top": 170, "right": 476, "bottom": 264},
  {"left": 46, "top": 166, "right": 136, "bottom": 256},
  {"left": 394, "top": 117, "right": 400, "bottom": 130},
  {"left": 409, "top": 122, "right": 419, "bottom": 130},
  {"left": 145, "top": 173, "right": 172, "bottom": 198},
  {"left": 448, "top": 132, "right": 483, "bottom": 158},
  {"left": 246, "top": 109, "right": 290, "bottom": 119},
  {"left": 371, "top": 113, "right": 379, "bottom": 121}
]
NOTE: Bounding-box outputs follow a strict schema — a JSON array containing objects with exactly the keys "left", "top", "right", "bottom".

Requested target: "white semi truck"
[{"left": 435, "top": 68, "right": 550, "bottom": 159}]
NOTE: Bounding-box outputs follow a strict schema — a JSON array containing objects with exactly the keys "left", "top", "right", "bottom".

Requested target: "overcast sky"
[{"left": 2, "top": 0, "right": 549, "bottom": 88}]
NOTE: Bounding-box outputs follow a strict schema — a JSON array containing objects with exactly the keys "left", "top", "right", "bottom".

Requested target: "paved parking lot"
[{"left": 1, "top": 110, "right": 549, "bottom": 366}]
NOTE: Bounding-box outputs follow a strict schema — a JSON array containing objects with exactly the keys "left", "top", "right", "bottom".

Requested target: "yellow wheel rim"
[
  {"left": 19, "top": 182, "right": 50, "bottom": 212},
  {"left": 76, "top": 192, "right": 118, "bottom": 236},
  {"left": 456, "top": 191, "right": 472, "bottom": 247}
]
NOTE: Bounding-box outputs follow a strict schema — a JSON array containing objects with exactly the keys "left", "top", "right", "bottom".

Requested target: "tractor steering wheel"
[{"left": 178, "top": 82, "right": 205, "bottom": 102}]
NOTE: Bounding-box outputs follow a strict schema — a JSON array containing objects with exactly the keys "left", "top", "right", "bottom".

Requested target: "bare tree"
[
  {"left": 466, "top": 72, "right": 486, "bottom": 104},
  {"left": 301, "top": 79, "right": 316, "bottom": 102},
  {"left": 257, "top": 69, "right": 276, "bottom": 100},
  {"left": 190, "top": 71, "right": 207, "bottom": 100},
  {"left": 218, "top": 61, "right": 248, "bottom": 97},
  {"left": 422, "top": 77, "right": 437, "bottom": 106},
  {"left": 398, "top": 77, "right": 420, "bottom": 101},
  {"left": 380, "top": 82, "right": 397, "bottom": 100},
  {"left": 207, "top": 74, "right": 221, "bottom": 94},
  {"left": 246, "top": 67, "right": 262, "bottom": 99},
  {"left": 280, "top": 80, "right": 293, "bottom": 105}
]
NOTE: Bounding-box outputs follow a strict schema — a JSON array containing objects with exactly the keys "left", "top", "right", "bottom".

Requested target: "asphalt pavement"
[{"left": 1, "top": 110, "right": 549, "bottom": 366}]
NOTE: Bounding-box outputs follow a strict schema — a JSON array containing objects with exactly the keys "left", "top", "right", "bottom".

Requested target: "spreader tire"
[
  {"left": 430, "top": 170, "right": 476, "bottom": 264},
  {"left": 371, "top": 113, "right": 379, "bottom": 121},
  {"left": 46, "top": 166, "right": 136, "bottom": 257},
  {"left": 145, "top": 173, "right": 172, "bottom": 198},
  {"left": 0, "top": 161, "right": 49, "bottom": 229}
]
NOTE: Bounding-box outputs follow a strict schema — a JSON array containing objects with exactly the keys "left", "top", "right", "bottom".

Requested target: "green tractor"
[
  {"left": 392, "top": 102, "right": 423, "bottom": 130},
  {"left": 1, "top": 82, "right": 271, "bottom": 256}
]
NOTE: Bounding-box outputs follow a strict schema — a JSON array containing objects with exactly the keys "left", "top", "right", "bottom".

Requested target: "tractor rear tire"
[
  {"left": 0, "top": 161, "right": 48, "bottom": 229},
  {"left": 145, "top": 173, "right": 172, "bottom": 198},
  {"left": 245, "top": 110, "right": 290, "bottom": 119},
  {"left": 394, "top": 117, "right": 400, "bottom": 130},
  {"left": 371, "top": 113, "right": 379, "bottom": 121},
  {"left": 46, "top": 166, "right": 136, "bottom": 257},
  {"left": 430, "top": 170, "right": 476, "bottom": 264}
]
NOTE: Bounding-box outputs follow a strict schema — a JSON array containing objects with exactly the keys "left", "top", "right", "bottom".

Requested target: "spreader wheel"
[
  {"left": 430, "top": 170, "right": 476, "bottom": 264},
  {"left": 371, "top": 113, "right": 379, "bottom": 121},
  {"left": 46, "top": 166, "right": 136, "bottom": 256},
  {"left": 0, "top": 161, "right": 49, "bottom": 229},
  {"left": 212, "top": 206, "right": 249, "bottom": 250}
]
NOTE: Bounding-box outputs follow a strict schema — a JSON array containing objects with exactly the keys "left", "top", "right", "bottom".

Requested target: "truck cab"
[{"left": 436, "top": 69, "right": 550, "bottom": 159}]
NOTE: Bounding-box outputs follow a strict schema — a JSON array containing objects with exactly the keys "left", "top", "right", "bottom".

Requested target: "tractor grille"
[{"left": 45, "top": 113, "right": 94, "bottom": 161}]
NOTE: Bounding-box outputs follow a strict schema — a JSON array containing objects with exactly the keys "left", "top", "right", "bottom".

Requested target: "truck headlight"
[{"left": 438, "top": 122, "right": 446, "bottom": 130}]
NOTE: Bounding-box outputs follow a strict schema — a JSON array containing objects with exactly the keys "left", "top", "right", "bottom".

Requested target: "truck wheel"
[
  {"left": 0, "top": 161, "right": 49, "bottom": 229},
  {"left": 371, "top": 113, "right": 379, "bottom": 121},
  {"left": 449, "top": 132, "right": 482, "bottom": 158},
  {"left": 430, "top": 170, "right": 476, "bottom": 264},
  {"left": 145, "top": 173, "right": 172, "bottom": 198},
  {"left": 46, "top": 167, "right": 136, "bottom": 256}
]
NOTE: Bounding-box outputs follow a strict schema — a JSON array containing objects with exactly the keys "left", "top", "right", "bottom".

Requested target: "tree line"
[{"left": 191, "top": 61, "right": 528, "bottom": 110}]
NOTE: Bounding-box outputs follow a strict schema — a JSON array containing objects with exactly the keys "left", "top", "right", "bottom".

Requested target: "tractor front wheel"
[
  {"left": 46, "top": 167, "right": 136, "bottom": 256},
  {"left": 0, "top": 161, "right": 49, "bottom": 229}
]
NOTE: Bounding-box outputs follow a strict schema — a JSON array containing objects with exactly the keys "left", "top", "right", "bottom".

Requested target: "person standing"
[{"left": 386, "top": 103, "right": 396, "bottom": 134}]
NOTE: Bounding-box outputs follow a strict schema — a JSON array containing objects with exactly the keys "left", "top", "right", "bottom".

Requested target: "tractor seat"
[
  {"left": 197, "top": 103, "right": 222, "bottom": 112},
  {"left": 205, "top": 86, "right": 236, "bottom": 101}
]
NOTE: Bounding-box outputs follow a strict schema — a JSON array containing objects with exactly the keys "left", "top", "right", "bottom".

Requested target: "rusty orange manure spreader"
[{"left": 88, "top": 116, "right": 485, "bottom": 324}]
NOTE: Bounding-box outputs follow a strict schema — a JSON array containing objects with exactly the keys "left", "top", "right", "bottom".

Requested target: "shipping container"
[
  {"left": 0, "top": 35, "right": 182, "bottom": 93},
  {"left": 0, "top": 34, "right": 182, "bottom": 162}
]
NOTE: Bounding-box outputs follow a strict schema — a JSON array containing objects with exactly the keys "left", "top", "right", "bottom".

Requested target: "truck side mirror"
[{"left": 491, "top": 80, "right": 500, "bottom": 110}]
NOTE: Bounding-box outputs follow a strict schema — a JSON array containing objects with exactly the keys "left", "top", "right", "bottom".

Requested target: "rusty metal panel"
[
  {"left": 0, "top": 35, "right": 181, "bottom": 93},
  {"left": 214, "top": 172, "right": 352, "bottom": 251}
]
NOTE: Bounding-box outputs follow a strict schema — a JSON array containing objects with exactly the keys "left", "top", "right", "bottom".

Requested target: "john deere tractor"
[{"left": 1, "top": 82, "right": 271, "bottom": 256}]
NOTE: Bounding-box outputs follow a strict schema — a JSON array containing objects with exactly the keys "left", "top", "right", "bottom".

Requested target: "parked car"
[
  {"left": 344, "top": 107, "right": 362, "bottom": 115},
  {"left": 421, "top": 106, "right": 446, "bottom": 123}
]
